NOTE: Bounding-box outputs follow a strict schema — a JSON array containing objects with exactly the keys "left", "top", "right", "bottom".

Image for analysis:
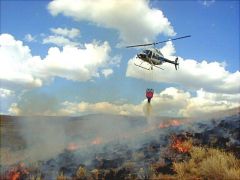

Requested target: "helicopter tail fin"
[{"left": 175, "top": 57, "right": 179, "bottom": 70}]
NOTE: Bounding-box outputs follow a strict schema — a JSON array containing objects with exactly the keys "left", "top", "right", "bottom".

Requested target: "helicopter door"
[
  {"left": 152, "top": 53, "right": 157, "bottom": 59},
  {"left": 147, "top": 51, "right": 152, "bottom": 58}
]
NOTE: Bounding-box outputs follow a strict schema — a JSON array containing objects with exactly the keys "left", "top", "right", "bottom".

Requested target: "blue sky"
[{"left": 0, "top": 0, "right": 239, "bottom": 116}]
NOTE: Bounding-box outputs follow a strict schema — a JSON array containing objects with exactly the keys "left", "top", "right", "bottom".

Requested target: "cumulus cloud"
[
  {"left": 0, "top": 34, "right": 43, "bottom": 88},
  {"left": 8, "top": 103, "right": 21, "bottom": 115},
  {"left": 180, "top": 89, "right": 240, "bottom": 117},
  {"left": 43, "top": 35, "right": 79, "bottom": 47},
  {"left": 150, "top": 87, "right": 239, "bottom": 117},
  {"left": 43, "top": 27, "right": 80, "bottom": 47},
  {"left": 48, "top": 0, "right": 176, "bottom": 45},
  {"left": 8, "top": 92, "right": 60, "bottom": 116},
  {"left": 41, "top": 41, "right": 113, "bottom": 81},
  {"left": 126, "top": 41, "right": 240, "bottom": 94},
  {"left": 199, "top": 0, "right": 215, "bottom": 7},
  {"left": 50, "top": 27, "right": 80, "bottom": 39},
  {"left": 160, "top": 41, "right": 176, "bottom": 57},
  {"left": 0, "top": 33, "right": 119, "bottom": 89},
  {"left": 10, "top": 87, "right": 238, "bottom": 117},
  {"left": 0, "top": 88, "right": 14, "bottom": 98},
  {"left": 59, "top": 101, "right": 143, "bottom": 116},
  {"left": 24, "top": 34, "right": 36, "bottom": 42},
  {"left": 61, "top": 88, "right": 240, "bottom": 117},
  {"left": 102, "top": 68, "right": 113, "bottom": 77}
]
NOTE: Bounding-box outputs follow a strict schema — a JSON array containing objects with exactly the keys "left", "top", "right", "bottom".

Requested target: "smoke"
[
  {"left": 1, "top": 113, "right": 153, "bottom": 166},
  {"left": 19, "top": 117, "right": 67, "bottom": 163},
  {"left": 0, "top": 117, "right": 68, "bottom": 166},
  {"left": 143, "top": 102, "right": 155, "bottom": 125},
  {"left": 2, "top": 103, "right": 238, "bottom": 180},
  {"left": 10, "top": 91, "right": 60, "bottom": 116},
  {"left": 3, "top": 91, "right": 155, "bottom": 166},
  {"left": 5, "top": 95, "right": 224, "bottom": 169}
]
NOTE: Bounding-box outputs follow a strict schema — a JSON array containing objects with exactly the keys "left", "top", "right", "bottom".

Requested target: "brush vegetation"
[
  {"left": 55, "top": 145, "right": 240, "bottom": 180},
  {"left": 173, "top": 146, "right": 240, "bottom": 180}
]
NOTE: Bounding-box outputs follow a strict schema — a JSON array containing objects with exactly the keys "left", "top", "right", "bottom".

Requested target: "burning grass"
[
  {"left": 2, "top": 141, "right": 240, "bottom": 180},
  {"left": 171, "top": 137, "right": 192, "bottom": 153},
  {"left": 1, "top": 113, "right": 239, "bottom": 179}
]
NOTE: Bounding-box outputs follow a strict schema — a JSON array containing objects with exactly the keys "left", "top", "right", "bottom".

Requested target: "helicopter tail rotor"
[{"left": 175, "top": 57, "right": 179, "bottom": 70}]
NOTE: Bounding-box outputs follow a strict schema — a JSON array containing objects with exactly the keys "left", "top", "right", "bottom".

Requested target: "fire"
[
  {"left": 7, "top": 162, "right": 29, "bottom": 180},
  {"left": 171, "top": 136, "right": 192, "bottom": 153},
  {"left": 159, "top": 119, "right": 183, "bottom": 128},
  {"left": 9, "top": 169, "right": 20, "bottom": 180},
  {"left": 91, "top": 137, "right": 102, "bottom": 145},
  {"left": 67, "top": 142, "right": 79, "bottom": 151},
  {"left": 171, "top": 120, "right": 182, "bottom": 126}
]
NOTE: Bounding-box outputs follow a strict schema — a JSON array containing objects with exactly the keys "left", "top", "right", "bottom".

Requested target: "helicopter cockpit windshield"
[{"left": 143, "top": 50, "right": 152, "bottom": 58}]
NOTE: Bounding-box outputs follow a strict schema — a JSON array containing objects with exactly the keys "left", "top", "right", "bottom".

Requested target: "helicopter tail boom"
[
  {"left": 162, "top": 57, "right": 179, "bottom": 70},
  {"left": 174, "top": 57, "right": 179, "bottom": 70}
]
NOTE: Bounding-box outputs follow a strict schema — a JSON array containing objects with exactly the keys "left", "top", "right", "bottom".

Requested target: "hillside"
[{"left": 0, "top": 109, "right": 239, "bottom": 179}]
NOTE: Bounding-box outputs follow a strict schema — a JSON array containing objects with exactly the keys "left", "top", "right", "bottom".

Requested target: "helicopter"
[{"left": 126, "top": 35, "right": 191, "bottom": 70}]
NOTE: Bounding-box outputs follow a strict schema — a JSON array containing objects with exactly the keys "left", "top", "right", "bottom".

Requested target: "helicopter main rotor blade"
[
  {"left": 126, "top": 43, "right": 154, "bottom": 48},
  {"left": 155, "top": 35, "right": 191, "bottom": 45},
  {"left": 125, "top": 35, "right": 191, "bottom": 48}
]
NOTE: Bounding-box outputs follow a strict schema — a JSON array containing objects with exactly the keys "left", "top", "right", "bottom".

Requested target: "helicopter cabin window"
[
  {"left": 152, "top": 53, "right": 160, "bottom": 60},
  {"left": 143, "top": 50, "right": 152, "bottom": 58},
  {"left": 148, "top": 51, "right": 152, "bottom": 58}
]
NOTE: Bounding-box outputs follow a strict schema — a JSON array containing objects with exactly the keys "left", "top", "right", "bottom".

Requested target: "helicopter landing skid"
[
  {"left": 152, "top": 65, "right": 164, "bottom": 70},
  {"left": 134, "top": 62, "right": 151, "bottom": 70},
  {"left": 134, "top": 62, "right": 164, "bottom": 70},
  {"left": 149, "top": 59, "right": 164, "bottom": 70}
]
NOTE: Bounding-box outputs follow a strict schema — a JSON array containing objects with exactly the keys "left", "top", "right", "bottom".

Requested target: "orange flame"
[
  {"left": 66, "top": 142, "right": 79, "bottom": 151},
  {"left": 171, "top": 137, "right": 192, "bottom": 153},
  {"left": 91, "top": 137, "right": 102, "bottom": 145},
  {"left": 7, "top": 162, "right": 29, "bottom": 180},
  {"left": 159, "top": 119, "right": 183, "bottom": 128},
  {"left": 11, "top": 173, "right": 20, "bottom": 180}
]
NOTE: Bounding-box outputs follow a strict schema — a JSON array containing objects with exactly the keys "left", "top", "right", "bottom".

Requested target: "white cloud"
[
  {"left": 41, "top": 41, "right": 112, "bottom": 81},
  {"left": 160, "top": 41, "right": 176, "bottom": 57},
  {"left": 180, "top": 89, "right": 240, "bottom": 117},
  {"left": 59, "top": 101, "right": 143, "bottom": 116},
  {"left": 0, "top": 34, "right": 43, "bottom": 88},
  {"left": 43, "top": 27, "right": 80, "bottom": 47},
  {"left": 8, "top": 103, "right": 21, "bottom": 115},
  {"left": 199, "top": 0, "right": 215, "bottom": 7},
  {"left": 50, "top": 27, "right": 80, "bottom": 39},
  {"left": 102, "top": 68, "right": 113, "bottom": 77},
  {"left": 43, "top": 35, "right": 79, "bottom": 47},
  {"left": 62, "top": 88, "right": 238, "bottom": 117},
  {"left": 0, "top": 88, "right": 14, "bottom": 98},
  {"left": 126, "top": 42, "right": 240, "bottom": 94},
  {"left": 150, "top": 87, "right": 191, "bottom": 117},
  {"left": 24, "top": 34, "right": 36, "bottom": 42},
  {"left": 48, "top": 0, "right": 176, "bottom": 45},
  {"left": 0, "top": 33, "right": 119, "bottom": 89},
  {"left": 9, "top": 87, "right": 237, "bottom": 117}
]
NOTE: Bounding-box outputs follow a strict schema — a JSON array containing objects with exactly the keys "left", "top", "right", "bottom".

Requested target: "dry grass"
[
  {"left": 90, "top": 169, "right": 99, "bottom": 180},
  {"left": 122, "top": 161, "right": 136, "bottom": 169},
  {"left": 57, "top": 172, "right": 70, "bottom": 180},
  {"left": 132, "top": 151, "right": 145, "bottom": 161},
  {"left": 76, "top": 166, "right": 88, "bottom": 179},
  {"left": 150, "top": 173, "right": 177, "bottom": 180},
  {"left": 173, "top": 146, "right": 240, "bottom": 180}
]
